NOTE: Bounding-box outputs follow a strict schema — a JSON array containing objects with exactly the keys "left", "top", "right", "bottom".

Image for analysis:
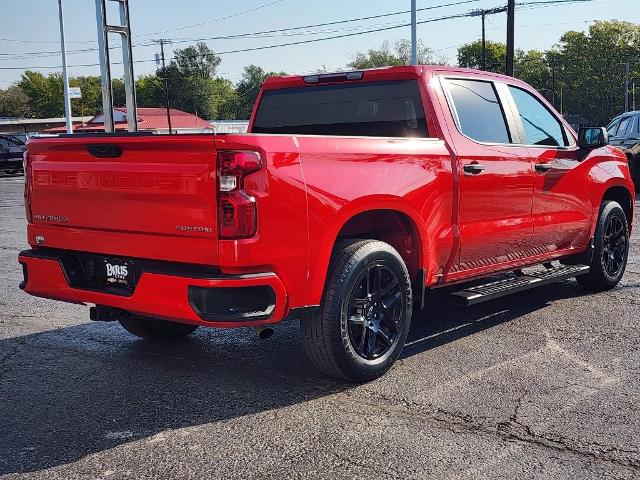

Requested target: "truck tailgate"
[{"left": 27, "top": 135, "right": 219, "bottom": 265}]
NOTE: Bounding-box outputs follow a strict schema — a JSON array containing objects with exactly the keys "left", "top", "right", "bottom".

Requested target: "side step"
[{"left": 450, "top": 264, "right": 590, "bottom": 306}]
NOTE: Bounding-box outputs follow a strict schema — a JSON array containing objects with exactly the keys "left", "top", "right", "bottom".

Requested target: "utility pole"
[
  {"left": 57, "top": 0, "right": 73, "bottom": 134},
  {"left": 481, "top": 11, "right": 486, "bottom": 71},
  {"left": 410, "top": 0, "right": 417, "bottom": 65},
  {"left": 506, "top": 0, "right": 515, "bottom": 76},
  {"left": 470, "top": 7, "right": 506, "bottom": 71},
  {"left": 156, "top": 39, "right": 173, "bottom": 134}
]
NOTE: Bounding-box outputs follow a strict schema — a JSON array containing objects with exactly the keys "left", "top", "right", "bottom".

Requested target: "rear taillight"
[
  {"left": 217, "top": 150, "right": 262, "bottom": 239},
  {"left": 23, "top": 150, "right": 32, "bottom": 223}
]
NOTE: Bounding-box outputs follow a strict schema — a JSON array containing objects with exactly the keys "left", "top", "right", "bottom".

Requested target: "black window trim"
[
  {"left": 440, "top": 76, "right": 519, "bottom": 147},
  {"left": 505, "top": 84, "right": 576, "bottom": 150}
]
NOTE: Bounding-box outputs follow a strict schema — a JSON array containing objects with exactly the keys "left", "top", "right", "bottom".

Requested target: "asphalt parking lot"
[{"left": 1, "top": 174, "right": 639, "bottom": 479}]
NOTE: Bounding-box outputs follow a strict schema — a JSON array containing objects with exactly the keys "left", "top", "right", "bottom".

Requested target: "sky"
[{"left": 0, "top": 0, "right": 637, "bottom": 87}]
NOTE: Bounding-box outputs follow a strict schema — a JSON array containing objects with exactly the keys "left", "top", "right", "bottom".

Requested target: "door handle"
[
  {"left": 463, "top": 163, "right": 485, "bottom": 175},
  {"left": 534, "top": 163, "right": 553, "bottom": 172}
]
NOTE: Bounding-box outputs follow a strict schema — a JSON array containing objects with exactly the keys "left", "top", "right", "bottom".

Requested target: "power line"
[
  {"left": 137, "top": 0, "right": 286, "bottom": 38},
  {"left": 0, "top": 0, "right": 482, "bottom": 61},
  {"left": 0, "top": 0, "right": 600, "bottom": 71}
]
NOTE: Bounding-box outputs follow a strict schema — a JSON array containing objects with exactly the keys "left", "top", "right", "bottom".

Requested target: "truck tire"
[
  {"left": 577, "top": 201, "right": 629, "bottom": 291},
  {"left": 118, "top": 315, "right": 199, "bottom": 339},
  {"left": 301, "top": 240, "right": 412, "bottom": 382}
]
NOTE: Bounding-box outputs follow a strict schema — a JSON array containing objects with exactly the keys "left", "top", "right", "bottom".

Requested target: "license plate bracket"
[{"left": 101, "top": 257, "right": 135, "bottom": 292}]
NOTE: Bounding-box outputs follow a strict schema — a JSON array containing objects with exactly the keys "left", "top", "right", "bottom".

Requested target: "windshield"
[{"left": 252, "top": 80, "right": 429, "bottom": 138}]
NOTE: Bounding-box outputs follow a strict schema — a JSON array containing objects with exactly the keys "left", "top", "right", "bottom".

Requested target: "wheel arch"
[
  {"left": 601, "top": 184, "right": 634, "bottom": 230},
  {"left": 308, "top": 200, "right": 427, "bottom": 306}
]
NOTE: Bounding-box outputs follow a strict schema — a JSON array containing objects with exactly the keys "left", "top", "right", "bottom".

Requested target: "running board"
[{"left": 450, "top": 264, "right": 590, "bottom": 306}]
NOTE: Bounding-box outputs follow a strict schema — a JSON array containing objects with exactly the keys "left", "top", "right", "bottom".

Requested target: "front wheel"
[
  {"left": 118, "top": 315, "right": 199, "bottom": 339},
  {"left": 301, "top": 240, "right": 413, "bottom": 382},
  {"left": 577, "top": 200, "right": 629, "bottom": 291}
]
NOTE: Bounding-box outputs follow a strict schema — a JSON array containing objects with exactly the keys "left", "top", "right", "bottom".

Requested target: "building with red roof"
[{"left": 44, "top": 107, "right": 214, "bottom": 134}]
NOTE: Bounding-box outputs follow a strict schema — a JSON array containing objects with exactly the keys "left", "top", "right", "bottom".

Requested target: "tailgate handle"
[{"left": 86, "top": 144, "right": 122, "bottom": 158}]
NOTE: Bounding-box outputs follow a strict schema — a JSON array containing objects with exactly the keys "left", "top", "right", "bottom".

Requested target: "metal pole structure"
[
  {"left": 95, "top": 0, "right": 114, "bottom": 132},
  {"left": 506, "top": 0, "right": 515, "bottom": 76},
  {"left": 551, "top": 64, "right": 556, "bottom": 108},
  {"left": 410, "top": 0, "right": 417, "bottom": 65},
  {"left": 95, "top": 0, "right": 137, "bottom": 133},
  {"left": 57, "top": 0, "right": 73, "bottom": 134},
  {"left": 624, "top": 62, "right": 629, "bottom": 112},
  {"left": 159, "top": 40, "right": 173, "bottom": 134},
  {"left": 481, "top": 12, "right": 486, "bottom": 71},
  {"left": 633, "top": 82, "right": 636, "bottom": 111},
  {"left": 119, "top": 0, "right": 137, "bottom": 132}
]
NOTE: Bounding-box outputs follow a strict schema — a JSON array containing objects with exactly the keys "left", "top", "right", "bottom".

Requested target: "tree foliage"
[
  {"left": 348, "top": 39, "right": 445, "bottom": 69},
  {"left": 234, "top": 65, "right": 286, "bottom": 119}
]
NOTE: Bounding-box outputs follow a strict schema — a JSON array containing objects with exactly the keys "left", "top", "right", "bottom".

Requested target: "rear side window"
[
  {"left": 252, "top": 80, "right": 428, "bottom": 137},
  {"left": 509, "top": 86, "right": 567, "bottom": 146},
  {"left": 446, "top": 79, "right": 511, "bottom": 144}
]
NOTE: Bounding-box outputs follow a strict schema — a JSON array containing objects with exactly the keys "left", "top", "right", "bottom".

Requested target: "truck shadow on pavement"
[{"left": 0, "top": 280, "right": 589, "bottom": 474}]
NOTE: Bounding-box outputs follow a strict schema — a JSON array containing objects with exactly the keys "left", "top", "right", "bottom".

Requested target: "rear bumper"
[{"left": 18, "top": 249, "right": 288, "bottom": 327}]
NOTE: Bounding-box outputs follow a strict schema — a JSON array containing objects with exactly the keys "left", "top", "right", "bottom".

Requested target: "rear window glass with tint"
[
  {"left": 251, "top": 80, "right": 428, "bottom": 137},
  {"left": 446, "top": 79, "right": 511, "bottom": 144}
]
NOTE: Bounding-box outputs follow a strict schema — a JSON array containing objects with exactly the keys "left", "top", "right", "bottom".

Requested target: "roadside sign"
[{"left": 68, "top": 87, "right": 82, "bottom": 99}]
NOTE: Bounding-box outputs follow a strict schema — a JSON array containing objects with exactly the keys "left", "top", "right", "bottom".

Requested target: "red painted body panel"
[{"left": 20, "top": 65, "right": 635, "bottom": 327}]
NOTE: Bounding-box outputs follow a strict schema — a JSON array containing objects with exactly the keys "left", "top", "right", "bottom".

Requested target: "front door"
[{"left": 506, "top": 85, "right": 592, "bottom": 253}]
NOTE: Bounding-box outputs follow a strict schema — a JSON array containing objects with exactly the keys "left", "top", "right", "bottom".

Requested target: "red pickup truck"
[{"left": 19, "top": 66, "right": 635, "bottom": 382}]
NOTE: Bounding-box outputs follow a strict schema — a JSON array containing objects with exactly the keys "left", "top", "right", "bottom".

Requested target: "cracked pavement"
[{"left": 1, "top": 175, "right": 639, "bottom": 479}]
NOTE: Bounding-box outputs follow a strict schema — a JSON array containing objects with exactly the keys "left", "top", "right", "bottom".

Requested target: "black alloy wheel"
[
  {"left": 601, "top": 214, "right": 627, "bottom": 278},
  {"left": 346, "top": 264, "right": 403, "bottom": 361}
]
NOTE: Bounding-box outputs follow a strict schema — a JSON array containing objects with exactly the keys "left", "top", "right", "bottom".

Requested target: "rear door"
[
  {"left": 506, "top": 84, "right": 592, "bottom": 252},
  {"left": 442, "top": 77, "right": 534, "bottom": 272}
]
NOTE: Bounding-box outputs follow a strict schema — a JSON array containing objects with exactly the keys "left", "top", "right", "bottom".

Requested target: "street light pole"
[
  {"left": 410, "top": 0, "right": 417, "bottom": 65},
  {"left": 624, "top": 62, "right": 629, "bottom": 112},
  {"left": 57, "top": 0, "right": 73, "bottom": 134}
]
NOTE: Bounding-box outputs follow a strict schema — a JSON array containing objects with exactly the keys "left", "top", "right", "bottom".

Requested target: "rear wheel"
[
  {"left": 118, "top": 315, "right": 199, "bottom": 339},
  {"left": 301, "top": 240, "right": 412, "bottom": 382},
  {"left": 577, "top": 201, "right": 629, "bottom": 291}
]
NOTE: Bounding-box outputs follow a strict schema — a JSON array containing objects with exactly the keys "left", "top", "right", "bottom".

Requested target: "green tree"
[
  {"left": 457, "top": 40, "right": 506, "bottom": 73},
  {"left": 553, "top": 21, "right": 640, "bottom": 125},
  {"left": 234, "top": 65, "right": 286, "bottom": 119},
  {"left": 18, "top": 71, "right": 64, "bottom": 117},
  {"left": 348, "top": 39, "right": 445, "bottom": 69},
  {"left": 0, "top": 85, "right": 31, "bottom": 117}
]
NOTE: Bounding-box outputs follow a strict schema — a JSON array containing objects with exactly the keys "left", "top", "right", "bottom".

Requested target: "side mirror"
[{"left": 579, "top": 127, "right": 608, "bottom": 149}]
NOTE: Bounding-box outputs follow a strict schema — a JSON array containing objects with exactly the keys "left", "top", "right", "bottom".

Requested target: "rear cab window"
[{"left": 251, "top": 80, "right": 429, "bottom": 138}]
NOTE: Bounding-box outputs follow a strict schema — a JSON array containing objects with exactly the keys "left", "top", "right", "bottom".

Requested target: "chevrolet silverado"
[{"left": 18, "top": 66, "right": 635, "bottom": 382}]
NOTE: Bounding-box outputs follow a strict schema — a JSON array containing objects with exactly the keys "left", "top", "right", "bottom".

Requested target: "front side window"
[
  {"left": 446, "top": 78, "right": 511, "bottom": 144},
  {"left": 509, "top": 86, "right": 567, "bottom": 147}
]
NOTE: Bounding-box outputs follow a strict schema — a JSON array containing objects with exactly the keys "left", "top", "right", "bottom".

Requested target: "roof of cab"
[{"left": 262, "top": 64, "right": 528, "bottom": 90}]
